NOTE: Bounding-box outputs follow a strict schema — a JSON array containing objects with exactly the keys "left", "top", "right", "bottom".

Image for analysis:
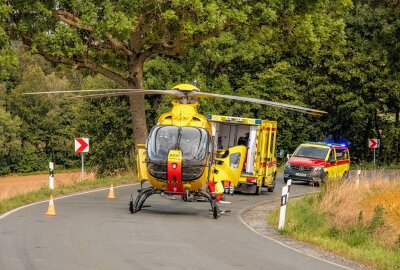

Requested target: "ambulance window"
[
  {"left": 336, "top": 149, "right": 346, "bottom": 160},
  {"left": 270, "top": 132, "right": 276, "bottom": 155},
  {"left": 293, "top": 145, "right": 329, "bottom": 160},
  {"left": 328, "top": 150, "right": 336, "bottom": 162},
  {"left": 230, "top": 153, "right": 241, "bottom": 169}
]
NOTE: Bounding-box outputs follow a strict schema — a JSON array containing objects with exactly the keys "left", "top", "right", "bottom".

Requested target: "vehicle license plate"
[{"left": 295, "top": 173, "right": 307, "bottom": 177}]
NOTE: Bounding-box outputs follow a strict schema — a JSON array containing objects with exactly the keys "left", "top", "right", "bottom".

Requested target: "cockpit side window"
[
  {"left": 180, "top": 128, "right": 208, "bottom": 160},
  {"left": 148, "top": 126, "right": 179, "bottom": 160},
  {"left": 147, "top": 126, "right": 209, "bottom": 161},
  {"left": 147, "top": 125, "right": 210, "bottom": 181}
]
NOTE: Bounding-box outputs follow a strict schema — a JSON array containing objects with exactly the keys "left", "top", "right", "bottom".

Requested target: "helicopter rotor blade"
[
  {"left": 70, "top": 92, "right": 136, "bottom": 99},
  {"left": 22, "top": 89, "right": 185, "bottom": 97},
  {"left": 188, "top": 91, "right": 327, "bottom": 115},
  {"left": 70, "top": 90, "right": 185, "bottom": 99},
  {"left": 22, "top": 88, "right": 143, "bottom": 95}
]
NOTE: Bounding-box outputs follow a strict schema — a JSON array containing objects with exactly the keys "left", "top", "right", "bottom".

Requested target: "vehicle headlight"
[
  {"left": 313, "top": 166, "right": 324, "bottom": 172},
  {"left": 284, "top": 163, "right": 291, "bottom": 169}
]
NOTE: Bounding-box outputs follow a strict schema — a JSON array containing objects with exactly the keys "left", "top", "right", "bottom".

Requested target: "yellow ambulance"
[{"left": 207, "top": 114, "right": 278, "bottom": 194}]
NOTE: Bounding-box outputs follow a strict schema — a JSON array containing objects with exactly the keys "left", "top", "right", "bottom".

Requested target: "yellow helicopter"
[{"left": 25, "top": 83, "right": 326, "bottom": 218}]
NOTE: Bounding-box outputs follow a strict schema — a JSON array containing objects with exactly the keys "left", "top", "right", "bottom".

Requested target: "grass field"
[
  {"left": 268, "top": 173, "right": 400, "bottom": 270},
  {"left": 0, "top": 171, "right": 97, "bottom": 200},
  {"left": 0, "top": 173, "right": 136, "bottom": 215}
]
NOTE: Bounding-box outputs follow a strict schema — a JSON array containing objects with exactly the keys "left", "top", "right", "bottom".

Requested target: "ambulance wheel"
[
  {"left": 256, "top": 185, "right": 262, "bottom": 195},
  {"left": 320, "top": 173, "right": 327, "bottom": 185},
  {"left": 268, "top": 173, "right": 276, "bottom": 192},
  {"left": 267, "top": 184, "right": 275, "bottom": 192}
]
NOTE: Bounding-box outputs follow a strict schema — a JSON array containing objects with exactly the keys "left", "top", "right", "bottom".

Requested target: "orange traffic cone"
[
  {"left": 45, "top": 195, "right": 57, "bottom": 216},
  {"left": 107, "top": 184, "right": 115, "bottom": 199}
]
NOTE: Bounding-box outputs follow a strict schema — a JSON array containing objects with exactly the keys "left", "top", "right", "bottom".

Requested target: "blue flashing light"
[
  {"left": 327, "top": 142, "right": 348, "bottom": 148},
  {"left": 206, "top": 114, "right": 211, "bottom": 119},
  {"left": 255, "top": 119, "right": 262, "bottom": 124},
  {"left": 306, "top": 141, "right": 348, "bottom": 148}
]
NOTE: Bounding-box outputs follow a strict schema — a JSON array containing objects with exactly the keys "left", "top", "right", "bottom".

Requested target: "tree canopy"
[
  {"left": 0, "top": 0, "right": 398, "bottom": 176},
  {"left": 1, "top": 0, "right": 351, "bottom": 146}
]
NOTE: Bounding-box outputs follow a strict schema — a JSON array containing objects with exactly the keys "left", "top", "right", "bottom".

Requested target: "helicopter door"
[{"left": 214, "top": 145, "right": 247, "bottom": 187}]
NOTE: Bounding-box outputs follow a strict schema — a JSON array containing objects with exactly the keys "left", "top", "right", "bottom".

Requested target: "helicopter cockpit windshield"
[{"left": 146, "top": 125, "right": 209, "bottom": 180}]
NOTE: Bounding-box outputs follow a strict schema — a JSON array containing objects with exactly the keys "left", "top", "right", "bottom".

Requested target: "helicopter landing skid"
[
  {"left": 198, "top": 191, "right": 229, "bottom": 219},
  {"left": 129, "top": 187, "right": 156, "bottom": 214},
  {"left": 129, "top": 188, "right": 224, "bottom": 219}
]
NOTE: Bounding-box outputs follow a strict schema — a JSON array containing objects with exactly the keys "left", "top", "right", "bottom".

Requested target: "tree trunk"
[
  {"left": 128, "top": 59, "right": 148, "bottom": 149},
  {"left": 396, "top": 107, "right": 399, "bottom": 163},
  {"left": 128, "top": 93, "right": 147, "bottom": 147}
]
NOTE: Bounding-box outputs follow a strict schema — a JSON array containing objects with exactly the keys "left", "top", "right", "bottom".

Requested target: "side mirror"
[{"left": 287, "top": 154, "right": 292, "bottom": 159}]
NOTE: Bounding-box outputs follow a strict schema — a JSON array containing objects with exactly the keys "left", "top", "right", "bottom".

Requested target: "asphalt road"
[{"left": 0, "top": 175, "right": 352, "bottom": 270}]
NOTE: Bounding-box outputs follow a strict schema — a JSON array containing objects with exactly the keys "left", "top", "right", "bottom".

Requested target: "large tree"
[
  {"left": 0, "top": 0, "right": 255, "bottom": 145},
  {"left": 1, "top": 0, "right": 350, "bottom": 146}
]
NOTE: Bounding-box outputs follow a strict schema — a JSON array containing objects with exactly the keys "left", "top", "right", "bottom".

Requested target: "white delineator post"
[
  {"left": 286, "top": 179, "right": 292, "bottom": 200},
  {"left": 49, "top": 162, "right": 54, "bottom": 190},
  {"left": 278, "top": 185, "right": 289, "bottom": 230},
  {"left": 356, "top": 169, "right": 361, "bottom": 187}
]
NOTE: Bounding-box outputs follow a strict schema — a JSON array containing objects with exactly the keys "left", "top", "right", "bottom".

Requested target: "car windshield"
[
  {"left": 293, "top": 145, "right": 329, "bottom": 160},
  {"left": 147, "top": 126, "right": 209, "bottom": 161}
]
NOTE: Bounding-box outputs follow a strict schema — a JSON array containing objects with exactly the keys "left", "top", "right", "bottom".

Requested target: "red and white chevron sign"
[
  {"left": 368, "top": 139, "right": 379, "bottom": 149},
  {"left": 75, "top": 138, "right": 89, "bottom": 153}
]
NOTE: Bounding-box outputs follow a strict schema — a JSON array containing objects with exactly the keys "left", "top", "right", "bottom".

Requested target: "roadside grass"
[
  {"left": 1, "top": 167, "right": 82, "bottom": 177},
  {"left": 268, "top": 175, "right": 400, "bottom": 270},
  {"left": 0, "top": 174, "right": 136, "bottom": 215},
  {"left": 350, "top": 162, "right": 400, "bottom": 170}
]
